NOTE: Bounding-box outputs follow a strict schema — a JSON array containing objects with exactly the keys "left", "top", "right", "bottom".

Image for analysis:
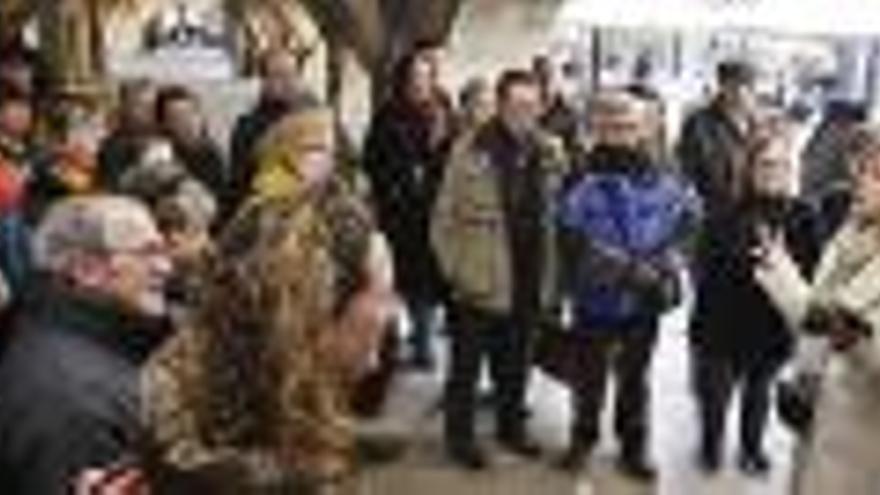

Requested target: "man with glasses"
[
  {"left": 555, "top": 90, "right": 700, "bottom": 481},
  {"left": 0, "top": 196, "right": 172, "bottom": 495}
]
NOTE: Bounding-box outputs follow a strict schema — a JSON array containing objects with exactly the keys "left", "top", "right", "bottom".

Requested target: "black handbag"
[{"left": 776, "top": 373, "right": 820, "bottom": 436}]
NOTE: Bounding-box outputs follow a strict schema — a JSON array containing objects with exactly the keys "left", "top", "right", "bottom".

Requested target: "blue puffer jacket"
[{"left": 560, "top": 164, "right": 700, "bottom": 330}]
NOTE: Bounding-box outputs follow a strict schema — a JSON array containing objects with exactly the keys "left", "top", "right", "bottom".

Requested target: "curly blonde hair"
[{"left": 150, "top": 187, "right": 374, "bottom": 485}]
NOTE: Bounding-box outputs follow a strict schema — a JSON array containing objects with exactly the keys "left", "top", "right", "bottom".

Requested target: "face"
[
  {"left": 0, "top": 99, "right": 33, "bottom": 139},
  {"left": 406, "top": 58, "right": 435, "bottom": 105},
  {"left": 293, "top": 118, "right": 336, "bottom": 188},
  {"left": 55, "top": 141, "right": 97, "bottom": 193},
  {"left": 328, "top": 234, "right": 398, "bottom": 378},
  {"left": 469, "top": 87, "right": 494, "bottom": 127},
  {"left": 0, "top": 63, "right": 33, "bottom": 96},
  {"left": 80, "top": 213, "right": 173, "bottom": 318},
  {"left": 165, "top": 98, "right": 204, "bottom": 144},
  {"left": 415, "top": 46, "right": 445, "bottom": 87},
  {"left": 125, "top": 88, "right": 156, "bottom": 131},
  {"left": 719, "top": 80, "right": 755, "bottom": 114},
  {"left": 590, "top": 100, "right": 644, "bottom": 149},
  {"left": 164, "top": 224, "right": 209, "bottom": 266},
  {"left": 852, "top": 149, "right": 880, "bottom": 222},
  {"left": 750, "top": 140, "right": 793, "bottom": 197},
  {"left": 499, "top": 83, "right": 541, "bottom": 138},
  {"left": 462, "top": 82, "right": 494, "bottom": 127},
  {"left": 263, "top": 51, "right": 302, "bottom": 103}
]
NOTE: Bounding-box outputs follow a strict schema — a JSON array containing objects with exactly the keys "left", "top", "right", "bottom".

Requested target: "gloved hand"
[
  {"left": 829, "top": 306, "right": 873, "bottom": 351},
  {"left": 628, "top": 259, "right": 680, "bottom": 312},
  {"left": 804, "top": 303, "right": 873, "bottom": 351}
]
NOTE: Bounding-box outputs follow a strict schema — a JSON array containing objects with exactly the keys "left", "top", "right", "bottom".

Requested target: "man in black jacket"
[
  {"left": 0, "top": 195, "right": 173, "bottom": 495},
  {"left": 155, "top": 85, "right": 227, "bottom": 222},
  {"left": 228, "top": 47, "right": 318, "bottom": 213},
  {"left": 97, "top": 79, "right": 157, "bottom": 191},
  {"left": 677, "top": 60, "right": 757, "bottom": 216}
]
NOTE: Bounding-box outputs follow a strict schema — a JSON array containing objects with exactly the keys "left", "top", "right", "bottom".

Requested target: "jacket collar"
[
  {"left": 707, "top": 99, "right": 751, "bottom": 141},
  {"left": 585, "top": 145, "right": 657, "bottom": 177},
  {"left": 475, "top": 118, "right": 534, "bottom": 161},
  {"left": 33, "top": 281, "right": 171, "bottom": 363}
]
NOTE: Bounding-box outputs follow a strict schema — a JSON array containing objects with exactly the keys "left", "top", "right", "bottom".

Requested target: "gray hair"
[
  {"left": 587, "top": 89, "right": 645, "bottom": 120},
  {"left": 154, "top": 178, "right": 217, "bottom": 233},
  {"left": 118, "top": 139, "right": 188, "bottom": 202},
  {"left": 120, "top": 139, "right": 217, "bottom": 232},
  {"left": 32, "top": 195, "right": 157, "bottom": 273}
]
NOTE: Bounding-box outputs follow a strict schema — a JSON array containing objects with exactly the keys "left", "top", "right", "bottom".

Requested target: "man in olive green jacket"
[{"left": 432, "top": 69, "right": 566, "bottom": 470}]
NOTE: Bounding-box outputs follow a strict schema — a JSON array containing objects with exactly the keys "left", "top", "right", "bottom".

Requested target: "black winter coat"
[
  {"left": 690, "top": 197, "right": 822, "bottom": 364},
  {"left": 677, "top": 101, "right": 750, "bottom": 215},
  {"left": 97, "top": 129, "right": 149, "bottom": 191},
  {"left": 0, "top": 289, "right": 161, "bottom": 495},
  {"left": 362, "top": 97, "right": 452, "bottom": 301},
  {"left": 173, "top": 137, "right": 228, "bottom": 210}
]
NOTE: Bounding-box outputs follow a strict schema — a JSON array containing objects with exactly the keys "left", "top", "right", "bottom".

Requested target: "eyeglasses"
[{"left": 106, "top": 240, "right": 168, "bottom": 259}]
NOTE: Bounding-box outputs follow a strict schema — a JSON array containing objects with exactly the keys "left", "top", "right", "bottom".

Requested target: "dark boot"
[
  {"left": 554, "top": 443, "right": 592, "bottom": 474},
  {"left": 618, "top": 442, "right": 656, "bottom": 482},
  {"left": 446, "top": 442, "right": 490, "bottom": 471},
  {"left": 697, "top": 439, "right": 722, "bottom": 474},
  {"left": 497, "top": 425, "right": 542, "bottom": 459},
  {"left": 406, "top": 303, "right": 436, "bottom": 372},
  {"left": 738, "top": 449, "right": 771, "bottom": 477}
]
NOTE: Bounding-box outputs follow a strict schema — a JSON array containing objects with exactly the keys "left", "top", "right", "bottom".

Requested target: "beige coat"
[
  {"left": 756, "top": 221, "right": 880, "bottom": 494},
  {"left": 431, "top": 130, "right": 565, "bottom": 315}
]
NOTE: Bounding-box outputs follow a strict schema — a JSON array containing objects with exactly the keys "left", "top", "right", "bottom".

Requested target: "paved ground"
[{"left": 356, "top": 305, "right": 797, "bottom": 495}]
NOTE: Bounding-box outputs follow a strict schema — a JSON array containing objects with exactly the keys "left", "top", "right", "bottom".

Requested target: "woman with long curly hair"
[{"left": 143, "top": 107, "right": 397, "bottom": 494}]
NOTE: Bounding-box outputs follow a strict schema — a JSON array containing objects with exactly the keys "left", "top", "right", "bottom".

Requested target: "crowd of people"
[{"left": 0, "top": 35, "right": 879, "bottom": 494}]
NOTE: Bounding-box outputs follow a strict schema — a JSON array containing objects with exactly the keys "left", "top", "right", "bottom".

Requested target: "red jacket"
[{"left": 0, "top": 158, "right": 24, "bottom": 214}]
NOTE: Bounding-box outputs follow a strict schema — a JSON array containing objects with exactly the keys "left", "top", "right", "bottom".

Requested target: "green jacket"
[{"left": 432, "top": 125, "right": 566, "bottom": 315}]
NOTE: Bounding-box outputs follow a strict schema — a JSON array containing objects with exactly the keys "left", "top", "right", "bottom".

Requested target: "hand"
[
  {"left": 74, "top": 466, "right": 149, "bottom": 495},
  {"left": 829, "top": 307, "right": 873, "bottom": 352},
  {"left": 750, "top": 225, "right": 784, "bottom": 268},
  {"left": 628, "top": 260, "right": 664, "bottom": 290},
  {"left": 805, "top": 304, "right": 872, "bottom": 350},
  {"left": 803, "top": 304, "right": 840, "bottom": 337}
]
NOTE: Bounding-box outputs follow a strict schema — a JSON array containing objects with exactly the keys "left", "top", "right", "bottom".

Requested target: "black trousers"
[
  {"left": 693, "top": 348, "right": 785, "bottom": 456},
  {"left": 569, "top": 325, "right": 658, "bottom": 455},
  {"left": 406, "top": 297, "right": 436, "bottom": 363},
  {"left": 444, "top": 304, "right": 533, "bottom": 448}
]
